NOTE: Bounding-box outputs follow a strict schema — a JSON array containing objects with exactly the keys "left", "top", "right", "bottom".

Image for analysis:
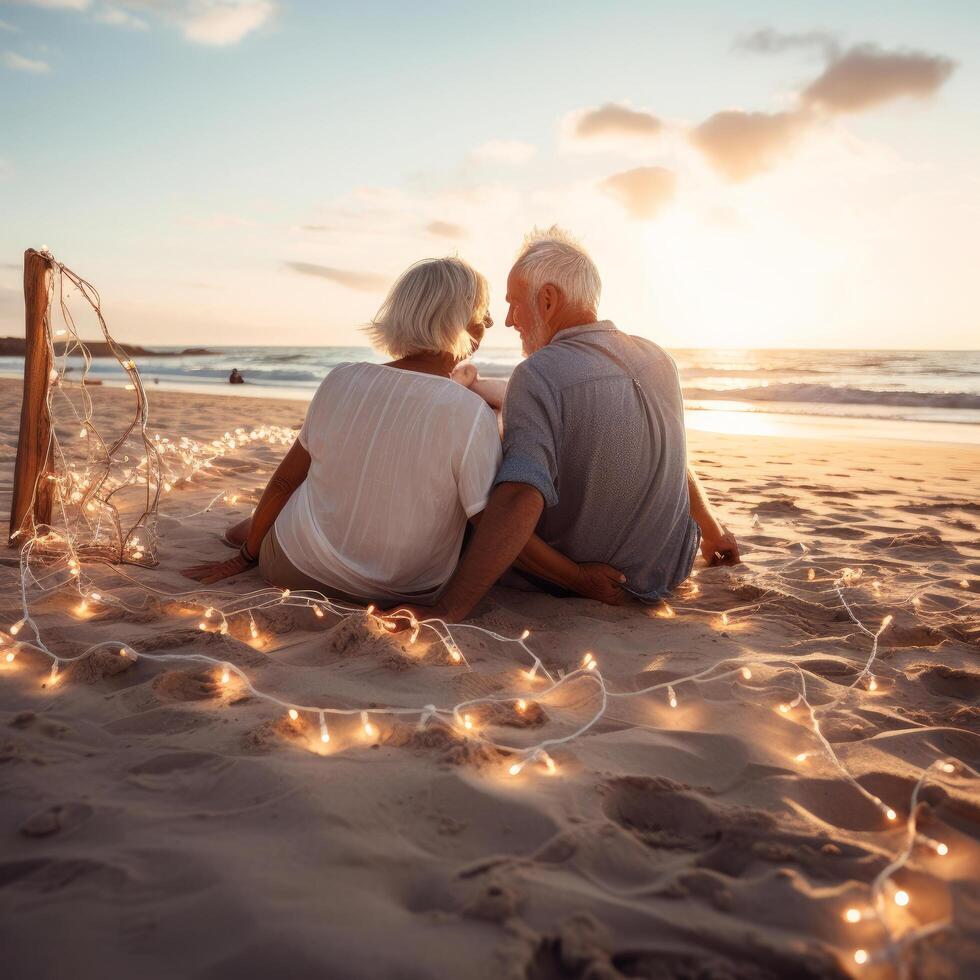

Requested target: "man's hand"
[
  {"left": 699, "top": 524, "right": 741, "bottom": 566},
  {"left": 182, "top": 552, "right": 256, "bottom": 585},
  {"left": 378, "top": 603, "right": 453, "bottom": 632},
  {"left": 572, "top": 562, "right": 628, "bottom": 604}
]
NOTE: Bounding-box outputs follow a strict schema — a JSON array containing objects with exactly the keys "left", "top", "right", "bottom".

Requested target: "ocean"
[{"left": 2, "top": 346, "right": 978, "bottom": 445}]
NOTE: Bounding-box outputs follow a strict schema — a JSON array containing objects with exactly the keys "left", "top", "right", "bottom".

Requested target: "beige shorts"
[{"left": 258, "top": 524, "right": 362, "bottom": 604}]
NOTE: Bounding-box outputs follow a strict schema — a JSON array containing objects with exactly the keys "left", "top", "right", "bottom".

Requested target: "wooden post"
[{"left": 8, "top": 249, "right": 55, "bottom": 547}]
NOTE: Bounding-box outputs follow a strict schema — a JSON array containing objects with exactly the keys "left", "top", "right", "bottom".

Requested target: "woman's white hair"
[
  {"left": 366, "top": 256, "right": 489, "bottom": 360},
  {"left": 512, "top": 225, "right": 601, "bottom": 311}
]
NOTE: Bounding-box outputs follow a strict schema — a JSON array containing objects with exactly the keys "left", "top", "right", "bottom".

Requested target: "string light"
[
  {"left": 894, "top": 890, "right": 909, "bottom": 907},
  {"left": 667, "top": 685, "right": 678, "bottom": 709},
  {"left": 854, "top": 949, "right": 868, "bottom": 966},
  {"left": 844, "top": 908, "right": 862, "bottom": 923},
  {"left": 4, "top": 253, "right": 973, "bottom": 979}
]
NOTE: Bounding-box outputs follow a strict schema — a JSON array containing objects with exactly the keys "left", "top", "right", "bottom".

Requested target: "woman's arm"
[
  {"left": 182, "top": 439, "right": 311, "bottom": 584},
  {"left": 243, "top": 440, "right": 311, "bottom": 556}
]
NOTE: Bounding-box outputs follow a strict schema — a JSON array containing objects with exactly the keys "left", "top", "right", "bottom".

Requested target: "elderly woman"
[{"left": 183, "top": 256, "right": 624, "bottom": 607}]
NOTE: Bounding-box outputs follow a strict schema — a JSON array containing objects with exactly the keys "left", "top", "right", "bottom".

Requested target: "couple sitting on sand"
[{"left": 184, "top": 226, "right": 739, "bottom": 620}]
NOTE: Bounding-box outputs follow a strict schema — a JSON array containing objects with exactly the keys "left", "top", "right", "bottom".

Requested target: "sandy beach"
[{"left": 1, "top": 377, "right": 978, "bottom": 980}]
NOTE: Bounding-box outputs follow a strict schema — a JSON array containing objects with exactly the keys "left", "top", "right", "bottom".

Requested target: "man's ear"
[{"left": 539, "top": 283, "right": 559, "bottom": 316}]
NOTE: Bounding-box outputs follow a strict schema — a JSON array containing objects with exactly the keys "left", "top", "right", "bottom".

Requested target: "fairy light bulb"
[
  {"left": 313, "top": 606, "right": 324, "bottom": 618},
  {"left": 582, "top": 652, "right": 593, "bottom": 668},
  {"left": 449, "top": 646, "right": 462, "bottom": 663},
  {"left": 198, "top": 621, "right": 207, "bottom": 631},
  {"left": 77, "top": 600, "right": 88, "bottom": 613},
  {"left": 516, "top": 699, "right": 527, "bottom": 713},
  {"left": 90, "top": 592, "right": 101, "bottom": 602},
  {"left": 741, "top": 667, "right": 752, "bottom": 680},
  {"left": 463, "top": 714, "right": 473, "bottom": 730},
  {"left": 880, "top": 615, "right": 893, "bottom": 630},
  {"left": 281, "top": 589, "right": 290, "bottom": 600},
  {"left": 844, "top": 908, "right": 862, "bottom": 923},
  {"left": 119, "top": 648, "right": 128, "bottom": 658},
  {"left": 936, "top": 842, "right": 948, "bottom": 856},
  {"left": 205, "top": 608, "right": 214, "bottom": 618},
  {"left": 795, "top": 753, "right": 808, "bottom": 763},
  {"left": 807, "top": 568, "right": 815, "bottom": 581},
  {"left": 520, "top": 629, "right": 531, "bottom": 640},
  {"left": 221, "top": 665, "right": 230, "bottom": 684},
  {"left": 10, "top": 619, "right": 23, "bottom": 636},
  {"left": 366, "top": 605, "right": 375, "bottom": 616},
  {"left": 658, "top": 603, "right": 675, "bottom": 619},
  {"left": 941, "top": 762, "right": 955, "bottom": 774},
  {"left": 959, "top": 579, "right": 969, "bottom": 589},
  {"left": 541, "top": 752, "right": 557, "bottom": 773},
  {"left": 288, "top": 709, "right": 299, "bottom": 721},
  {"left": 668, "top": 686, "right": 677, "bottom": 709},
  {"left": 250, "top": 620, "right": 259, "bottom": 639},
  {"left": 868, "top": 676, "right": 878, "bottom": 691},
  {"left": 779, "top": 703, "right": 791, "bottom": 714},
  {"left": 361, "top": 711, "right": 376, "bottom": 738},
  {"left": 49, "top": 663, "right": 60, "bottom": 685},
  {"left": 4, "top": 651, "right": 14, "bottom": 663},
  {"left": 894, "top": 890, "right": 909, "bottom": 907},
  {"left": 409, "top": 624, "right": 421, "bottom": 644},
  {"left": 854, "top": 949, "right": 868, "bottom": 966},
  {"left": 885, "top": 808, "right": 897, "bottom": 821},
  {"left": 219, "top": 622, "right": 228, "bottom": 635},
  {"left": 508, "top": 761, "right": 523, "bottom": 777},
  {"left": 319, "top": 716, "right": 330, "bottom": 743},
  {"left": 719, "top": 612, "right": 729, "bottom": 626}
]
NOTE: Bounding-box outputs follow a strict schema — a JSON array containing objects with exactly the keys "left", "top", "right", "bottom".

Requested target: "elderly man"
[{"left": 392, "top": 226, "right": 738, "bottom": 623}]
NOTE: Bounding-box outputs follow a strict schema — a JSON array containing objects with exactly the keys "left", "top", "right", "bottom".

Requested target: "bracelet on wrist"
[{"left": 240, "top": 542, "right": 259, "bottom": 565}]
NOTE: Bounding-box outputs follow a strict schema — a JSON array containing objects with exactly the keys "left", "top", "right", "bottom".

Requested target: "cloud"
[
  {"left": 176, "top": 0, "right": 276, "bottom": 46},
  {"left": 468, "top": 139, "right": 537, "bottom": 166},
  {"left": 22, "top": 1, "right": 275, "bottom": 45},
  {"left": 736, "top": 28, "right": 839, "bottom": 59},
  {"left": 2, "top": 50, "right": 51, "bottom": 72},
  {"left": 690, "top": 109, "right": 809, "bottom": 181},
  {"left": 801, "top": 44, "right": 956, "bottom": 114},
  {"left": 95, "top": 6, "right": 148, "bottom": 30},
  {"left": 574, "top": 102, "right": 662, "bottom": 140},
  {"left": 0, "top": 19, "right": 20, "bottom": 32},
  {"left": 599, "top": 166, "right": 676, "bottom": 219},
  {"left": 285, "top": 262, "right": 388, "bottom": 292},
  {"left": 425, "top": 220, "right": 466, "bottom": 239},
  {"left": 20, "top": 1, "right": 90, "bottom": 9}
]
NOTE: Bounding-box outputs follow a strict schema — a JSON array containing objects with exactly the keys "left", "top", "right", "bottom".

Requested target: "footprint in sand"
[{"left": 19, "top": 802, "right": 94, "bottom": 839}]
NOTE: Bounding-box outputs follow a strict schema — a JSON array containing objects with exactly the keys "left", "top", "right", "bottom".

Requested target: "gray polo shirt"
[{"left": 493, "top": 320, "right": 698, "bottom": 601}]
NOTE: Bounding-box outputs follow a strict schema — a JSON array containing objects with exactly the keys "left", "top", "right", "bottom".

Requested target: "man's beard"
[{"left": 521, "top": 308, "right": 549, "bottom": 356}]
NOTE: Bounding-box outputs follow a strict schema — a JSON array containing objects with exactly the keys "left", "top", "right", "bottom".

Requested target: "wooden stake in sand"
[{"left": 8, "top": 248, "right": 55, "bottom": 547}]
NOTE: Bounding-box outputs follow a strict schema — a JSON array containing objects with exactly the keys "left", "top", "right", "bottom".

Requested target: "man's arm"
[
  {"left": 687, "top": 466, "right": 740, "bottom": 565},
  {"left": 470, "top": 512, "right": 626, "bottom": 604}
]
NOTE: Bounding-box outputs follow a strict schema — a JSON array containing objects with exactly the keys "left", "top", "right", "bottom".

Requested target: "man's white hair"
[
  {"left": 512, "top": 225, "right": 601, "bottom": 312},
  {"left": 366, "top": 256, "right": 489, "bottom": 359}
]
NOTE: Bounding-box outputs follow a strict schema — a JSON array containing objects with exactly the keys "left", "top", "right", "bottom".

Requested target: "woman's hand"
[
  {"left": 699, "top": 524, "right": 741, "bottom": 566},
  {"left": 451, "top": 362, "right": 478, "bottom": 387},
  {"left": 572, "top": 562, "right": 628, "bottom": 605},
  {"left": 182, "top": 552, "right": 256, "bottom": 585}
]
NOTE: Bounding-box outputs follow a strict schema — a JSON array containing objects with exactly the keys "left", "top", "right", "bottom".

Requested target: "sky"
[{"left": 0, "top": 0, "right": 978, "bottom": 350}]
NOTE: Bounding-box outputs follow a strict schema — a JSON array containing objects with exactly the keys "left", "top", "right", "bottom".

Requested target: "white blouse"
[{"left": 274, "top": 362, "right": 502, "bottom": 604}]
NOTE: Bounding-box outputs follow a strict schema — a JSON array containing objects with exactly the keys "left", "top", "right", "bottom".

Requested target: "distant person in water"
[
  {"left": 182, "top": 256, "right": 624, "bottom": 606},
  {"left": 386, "top": 225, "right": 739, "bottom": 626},
  {"left": 228, "top": 368, "right": 245, "bottom": 384}
]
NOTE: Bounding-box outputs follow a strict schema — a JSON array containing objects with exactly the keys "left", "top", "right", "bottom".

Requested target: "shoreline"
[{"left": 2, "top": 374, "right": 977, "bottom": 447}]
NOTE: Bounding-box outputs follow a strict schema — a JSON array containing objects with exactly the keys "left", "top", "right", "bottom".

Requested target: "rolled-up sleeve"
[{"left": 493, "top": 361, "right": 561, "bottom": 508}]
